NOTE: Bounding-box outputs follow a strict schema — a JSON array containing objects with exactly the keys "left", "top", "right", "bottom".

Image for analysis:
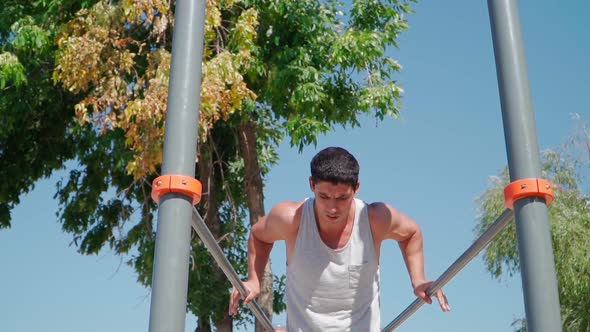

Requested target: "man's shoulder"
[
  {"left": 266, "top": 200, "right": 306, "bottom": 237},
  {"left": 269, "top": 200, "right": 306, "bottom": 222},
  {"left": 272, "top": 200, "right": 305, "bottom": 212},
  {"left": 274, "top": 199, "right": 306, "bottom": 209},
  {"left": 365, "top": 201, "right": 393, "bottom": 217},
  {"left": 366, "top": 201, "right": 398, "bottom": 231}
]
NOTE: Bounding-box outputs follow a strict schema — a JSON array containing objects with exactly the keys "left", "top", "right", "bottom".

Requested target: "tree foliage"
[
  {"left": 3, "top": 0, "right": 415, "bottom": 329},
  {"left": 250, "top": 0, "right": 410, "bottom": 149},
  {"left": 475, "top": 118, "right": 590, "bottom": 331},
  {"left": 0, "top": 1, "right": 96, "bottom": 228}
]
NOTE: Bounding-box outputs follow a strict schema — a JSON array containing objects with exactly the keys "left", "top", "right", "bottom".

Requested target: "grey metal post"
[
  {"left": 148, "top": 1, "right": 206, "bottom": 331},
  {"left": 488, "top": 1, "right": 562, "bottom": 331}
]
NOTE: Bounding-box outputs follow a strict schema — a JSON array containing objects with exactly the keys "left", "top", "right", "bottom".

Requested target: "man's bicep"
[{"left": 391, "top": 211, "right": 420, "bottom": 241}]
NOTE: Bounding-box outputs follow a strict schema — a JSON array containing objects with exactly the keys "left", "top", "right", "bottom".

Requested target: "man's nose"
[{"left": 327, "top": 199, "right": 337, "bottom": 211}]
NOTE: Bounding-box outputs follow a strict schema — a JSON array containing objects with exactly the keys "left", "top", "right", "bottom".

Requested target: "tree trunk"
[
  {"left": 196, "top": 316, "right": 212, "bottom": 332},
  {"left": 199, "top": 142, "right": 233, "bottom": 332},
  {"left": 215, "top": 313, "right": 234, "bottom": 331},
  {"left": 237, "top": 121, "right": 274, "bottom": 332}
]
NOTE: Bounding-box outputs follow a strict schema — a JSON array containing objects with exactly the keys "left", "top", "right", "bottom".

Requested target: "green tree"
[
  {"left": 474, "top": 119, "right": 590, "bottom": 332},
  {"left": 0, "top": 1, "right": 94, "bottom": 228},
  {"left": 4, "top": 0, "right": 415, "bottom": 330}
]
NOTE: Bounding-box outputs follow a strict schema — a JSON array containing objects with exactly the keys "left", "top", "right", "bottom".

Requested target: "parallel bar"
[
  {"left": 488, "top": 1, "right": 562, "bottom": 331},
  {"left": 382, "top": 209, "right": 515, "bottom": 331},
  {"left": 148, "top": 1, "right": 206, "bottom": 332},
  {"left": 191, "top": 208, "right": 275, "bottom": 331}
]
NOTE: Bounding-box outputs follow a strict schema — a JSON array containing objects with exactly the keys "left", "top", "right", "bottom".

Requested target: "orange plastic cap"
[
  {"left": 151, "top": 175, "right": 202, "bottom": 205},
  {"left": 504, "top": 178, "right": 554, "bottom": 210}
]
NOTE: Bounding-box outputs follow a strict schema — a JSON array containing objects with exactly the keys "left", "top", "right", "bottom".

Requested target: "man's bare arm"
[
  {"left": 370, "top": 202, "right": 450, "bottom": 312},
  {"left": 229, "top": 201, "right": 298, "bottom": 315}
]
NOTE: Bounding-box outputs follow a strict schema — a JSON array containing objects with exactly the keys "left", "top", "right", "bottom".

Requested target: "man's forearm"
[
  {"left": 247, "top": 233, "right": 273, "bottom": 283},
  {"left": 398, "top": 228, "right": 426, "bottom": 287}
]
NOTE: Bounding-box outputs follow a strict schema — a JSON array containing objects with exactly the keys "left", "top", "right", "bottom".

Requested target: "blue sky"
[{"left": 1, "top": 1, "right": 589, "bottom": 331}]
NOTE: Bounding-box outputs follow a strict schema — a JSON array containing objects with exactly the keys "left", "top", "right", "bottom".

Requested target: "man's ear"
[
  {"left": 309, "top": 177, "right": 315, "bottom": 191},
  {"left": 354, "top": 182, "right": 360, "bottom": 194}
]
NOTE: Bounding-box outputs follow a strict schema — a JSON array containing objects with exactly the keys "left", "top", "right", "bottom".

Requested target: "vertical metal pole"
[
  {"left": 487, "top": 1, "right": 562, "bottom": 331},
  {"left": 148, "top": 1, "right": 206, "bottom": 331}
]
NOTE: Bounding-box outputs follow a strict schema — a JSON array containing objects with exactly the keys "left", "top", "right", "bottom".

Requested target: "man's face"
[{"left": 309, "top": 178, "right": 359, "bottom": 226}]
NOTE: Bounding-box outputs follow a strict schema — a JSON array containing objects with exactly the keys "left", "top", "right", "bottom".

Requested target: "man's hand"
[
  {"left": 413, "top": 281, "right": 451, "bottom": 312},
  {"left": 228, "top": 279, "right": 261, "bottom": 315}
]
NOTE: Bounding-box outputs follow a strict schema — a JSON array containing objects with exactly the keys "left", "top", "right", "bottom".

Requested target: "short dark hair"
[{"left": 310, "top": 147, "right": 359, "bottom": 188}]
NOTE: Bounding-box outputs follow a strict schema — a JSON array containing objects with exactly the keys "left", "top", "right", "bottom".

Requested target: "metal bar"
[
  {"left": 148, "top": 1, "right": 206, "bottom": 331},
  {"left": 382, "top": 209, "right": 515, "bottom": 331},
  {"left": 191, "top": 208, "right": 275, "bottom": 331},
  {"left": 488, "top": 1, "right": 562, "bottom": 331}
]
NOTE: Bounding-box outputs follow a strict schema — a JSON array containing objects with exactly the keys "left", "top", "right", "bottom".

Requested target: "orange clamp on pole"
[
  {"left": 504, "top": 178, "right": 554, "bottom": 210},
  {"left": 151, "top": 175, "right": 202, "bottom": 205}
]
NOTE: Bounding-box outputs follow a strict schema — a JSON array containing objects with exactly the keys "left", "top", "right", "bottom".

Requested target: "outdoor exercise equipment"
[
  {"left": 147, "top": 0, "right": 563, "bottom": 331},
  {"left": 384, "top": 1, "right": 562, "bottom": 330}
]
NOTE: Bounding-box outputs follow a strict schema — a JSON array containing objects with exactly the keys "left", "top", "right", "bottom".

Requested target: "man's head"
[
  {"left": 310, "top": 147, "right": 359, "bottom": 188},
  {"left": 309, "top": 147, "right": 360, "bottom": 226}
]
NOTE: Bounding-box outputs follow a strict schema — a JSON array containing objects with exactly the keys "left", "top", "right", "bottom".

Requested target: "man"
[{"left": 229, "top": 147, "right": 450, "bottom": 331}]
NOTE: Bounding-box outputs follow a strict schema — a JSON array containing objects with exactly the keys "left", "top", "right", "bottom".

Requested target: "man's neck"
[{"left": 315, "top": 202, "right": 356, "bottom": 249}]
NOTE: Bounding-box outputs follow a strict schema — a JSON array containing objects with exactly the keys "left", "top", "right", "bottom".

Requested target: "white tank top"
[{"left": 286, "top": 198, "right": 381, "bottom": 331}]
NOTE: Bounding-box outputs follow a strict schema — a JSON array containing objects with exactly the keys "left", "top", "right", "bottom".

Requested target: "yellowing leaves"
[
  {"left": 121, "top": 0, "right": 169, "bottom": 25},
  {"left": 54, "top": 0, "right": 259, "bottom": 180},
  {"left": 204, "top": 3, "right": 222, "bottom": 45},
  {"left": 201, "top": 50, "right": 257, "bottom": 140},
  {"left": 230, "top": 8, "right": 258, "bottom": 54},
  {"left": 200, "top": 6, "right": 259, "bottom": 141},
  {"left": 122, "top": 49, "right": 170, "bottom": 178},
  {"left": 55, "top": 27, "right": 108, "bottom": 92}
]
